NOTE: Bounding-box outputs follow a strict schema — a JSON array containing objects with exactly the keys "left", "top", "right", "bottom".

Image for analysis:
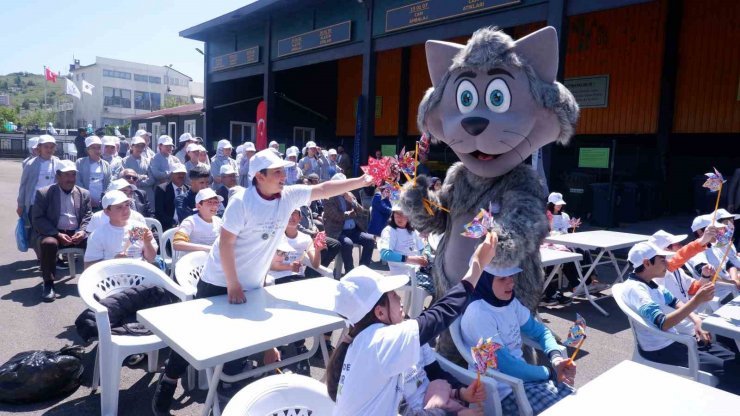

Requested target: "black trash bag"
[{"left": 0, "top": 345, "right": 84, "bottom": 404}]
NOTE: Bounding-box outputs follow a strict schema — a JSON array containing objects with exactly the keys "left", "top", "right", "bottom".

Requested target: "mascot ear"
[
  {"left": 513, "top": 26, "right": 559, "bottom": 84},
  {"left": 425, "top": 40, "right": 464, "bottom": 87}
]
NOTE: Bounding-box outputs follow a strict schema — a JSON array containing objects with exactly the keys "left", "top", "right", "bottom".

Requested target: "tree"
[
  {"left": 0, "top": 80, "right": 8, "bottom": 91},
  {"left": 20, "top": 109, "right": 55, "bottom": 128},
  {"left": 14, "top": 75, "right": 21, "bottom": 87},
  {"left": 0, "top": 107, "right": 18, "bottom": 132}
]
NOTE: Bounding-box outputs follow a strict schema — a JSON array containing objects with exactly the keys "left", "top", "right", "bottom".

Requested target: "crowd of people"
[{"left": 14, "top": 130, "right": 740, "bottom": 415}]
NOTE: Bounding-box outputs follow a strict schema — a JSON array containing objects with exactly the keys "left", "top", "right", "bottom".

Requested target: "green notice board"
[
  {"left": 578, "top": 147, "right": 610, "bottom": 169},
  {"left": 381, "top": 144, "right": 396, "bottom": 156}
]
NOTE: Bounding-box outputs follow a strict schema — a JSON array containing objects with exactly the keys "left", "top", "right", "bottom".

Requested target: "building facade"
[
  {"left": 63, "top": 56, "right": 204, "bottom": 130},
  {"left": 0, "top": 94, "right": 10, "bottom": 107},
  {"left": 129, "top": 103, "right": 204, "bottom": 146},
  {"left": 182, "top": 0, "right": 739, "bottom": 215}
]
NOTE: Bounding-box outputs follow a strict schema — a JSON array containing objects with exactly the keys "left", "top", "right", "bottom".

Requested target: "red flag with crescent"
[{"left": 256, "top": 100, "right": 267, "bottom": 150}]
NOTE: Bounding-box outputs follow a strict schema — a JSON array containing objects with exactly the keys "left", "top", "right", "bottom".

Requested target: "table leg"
[
  {"left": 574, "top": 259, "right": 609, "bottom": 316},
  {"left": 607, "top": 250, "right": 630, "bottom": 283},
  {"left": 580, "top": 249, "right": 606, "bottom": 282},
  {"left": 319, "top": 335, "right": 330, "bottom": 383},
  {"left": 203, "top": 364, "right": 223, "bottom": 416}
]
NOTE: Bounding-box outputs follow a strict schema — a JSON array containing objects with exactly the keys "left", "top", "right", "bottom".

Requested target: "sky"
[{"left": 0, "top": 0, "right": 257, "bottom": 83}]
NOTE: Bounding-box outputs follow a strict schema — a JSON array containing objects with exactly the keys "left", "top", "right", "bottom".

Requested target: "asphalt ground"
[{"left": 0, "top": 158, "right": 703, "bottom": 415}]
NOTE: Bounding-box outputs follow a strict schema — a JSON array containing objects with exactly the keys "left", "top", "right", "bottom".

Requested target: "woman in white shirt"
[{"left": 378, "top": 206, "right": 434, "bottom": 295}]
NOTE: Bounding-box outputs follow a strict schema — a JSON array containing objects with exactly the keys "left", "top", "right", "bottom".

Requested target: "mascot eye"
[
  {"left": 456, "top": 80, "right": 478, "bottom": 114},
  {"left": 485, "top": 78, "right": 511, "bottom": 113}
]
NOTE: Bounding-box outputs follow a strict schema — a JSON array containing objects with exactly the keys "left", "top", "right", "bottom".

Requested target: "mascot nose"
[{"left": 461, "top": 117, "right": 489, "bottom": 136}]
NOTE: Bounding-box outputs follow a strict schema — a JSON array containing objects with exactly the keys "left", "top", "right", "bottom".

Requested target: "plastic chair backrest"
[
  {"left": 159, "top": 227, "right": 178, "bottom": 264},
  {"left": 145, "top": 217, "right": 164, "bottom": 238},
  {"left": 174, "top": 251, "right": 208, "bottom": 295},
  {"left": 222, "top": 373, "right": 335, "bottom": 416},
  {"left": 449, "top": 318, "right": 476, "bottom": 366}
]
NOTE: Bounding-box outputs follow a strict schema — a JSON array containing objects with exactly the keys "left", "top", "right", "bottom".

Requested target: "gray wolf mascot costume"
[{"left": 401, "top": 26, "right": 579, "bottom": 326}]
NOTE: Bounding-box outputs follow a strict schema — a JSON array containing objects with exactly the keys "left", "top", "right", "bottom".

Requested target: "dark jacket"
[
  {"left": 155, "top": 182, "right": 189, "bottom": 230},
  {"left": 74, "top": 135, "right": 87, "bottom": 158},
  {"left": 31, "top": 184, "right": 92, "bottom": 242},
  {"left": 322, "top": 195, "right": 368, "bottom": 239},
  {"left": 132, "top": 189, "right": 153, "bottom": 218},
  {"left": 368, "top": 193, "right": 392, "bottom": 236},
  {"left": 175, "top": 189, "right": 197, "bottom": 224}
]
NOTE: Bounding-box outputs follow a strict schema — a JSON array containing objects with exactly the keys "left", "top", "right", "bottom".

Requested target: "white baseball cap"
[
  {"left": 186, "top": 143, "right": 200, "bottom": 153},
  {"left": 333, "top": 266, "right": 409, "bottom": 325},
  {"left": 107, "top": 178, "right": 136, "bottom": 192},
  {"left": 715, "top": 208, "right": 740, "bottom": 221},
  {"left": 38, "top": 135, "right": 56, "bottom": 145},
  {"left": 28, "top": 137, "right": 39, "bottom": 149},
  {"left": 328, "top": 148, "right": 337, "bottom": 156},
  {"left": 248, "top": 148, "right": 294, "bottom": 180},
  {"left": 196, "top": 145, "right": 207, "bottom": 152},
  {"left": 648, "top": 230, "right": 687, "bottom": 249},
  {"left": 628, "top": 242, "right": 674, "bottom": 268},
  {"left": 691, "top": 214, "right": 712, "bottom": 232},
  {"left": 217, "top": 139, "right": 233, "bottom": 150},
  {"left": 179, "top": 133, "right": 194, "bottom": 143},
  {"left": 56, "top": 160, "right": 77, "bottom": 173},
  {"left": 102, "top": 136, "right": 117, "bottom": 146},
  {"left": 220, "top": 164, "right": 236, "bottom": 175},
  {"left": 85, "top": 136, "right": 102, "bottom": 147},
  {"left": 285, "top": 148, "right": 298, "bottom": 158},
  {"left": 236, "top": 144, "right": 244, "bottom": 154},
  {"left": 131, "top": 136, "right": 146, "bottom": 145},
  {"left": 306, "top": 141, "right": 317, "bottom": 148},
  {"left": 158, "top": 135, "right": 174, "bottom": 146},
  {"left": 102, "top": 190, "right": 130, "bottom": 209},
  {"left": 548, "top": 192, "right": 566, "bottom": 205},
  {"left": 269, "top": 140, "right": 279, "bottom": 148},
  {"left": 195, "top": 188, "right": 224, "bottom": 205},
  {"left": 331, "top": 173, "right": 347, "bottom": 181},
  {"left": 243, "top": 142, "right": 256, "bottom": 152},
  {"left": 172, "top": 164, "right": 187, "bottom": 174},
  {"left": 134, "top": 129, "right": 151, "bottom": 137}
]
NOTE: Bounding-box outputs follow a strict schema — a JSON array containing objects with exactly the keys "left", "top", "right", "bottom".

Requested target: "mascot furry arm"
[{"left": 401, "top": 26, "right": 579, "bottom": 312}]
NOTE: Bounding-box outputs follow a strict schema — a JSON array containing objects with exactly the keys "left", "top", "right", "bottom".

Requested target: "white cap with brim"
[
  {"left": 158, "top": 135, "right": 174, "bottom": 146},
  {"left": 691, "top": 215, "right": 712, "bottom": 232},
  {"left": 172, "top": 164, "right": 187, "bottom": 174},
  {"left": 179, "top": 133, "right": 194, "bottom": 143},
  {"left": 243, "top": 142, "right": 256, "bottom": 152},
  {"left": 548, "top": 192, "right": 566, "bottom": 205},
  {"left": 628, "top": 242, "right": 675, "bottom": 268},
  {"left": 217, "top": 139, "right": 233, "bottom": 150},
  {"left": 28, "top": 137, "right": 40, "bottom": 149},
  {"left": 715, "top": 209, "right": 740, "bottom": 221},
  {"left": 195, "top": 188, "right": 224, "bottom": 205},
  {"left": 56, "top": 160, "right": 77, "bottom": 173},
  {"left": 131, "top": 136, "right": 146, "bottom": 145},
  {"left": 102, "top": 190, "right": 130, "bottom": 209},
  {"left": 286, "top": 148, "right": 298, "bottom": 158},
  {"left": 85, "top": 136, "right": 102, "bottom": 148},
  {"left": 248, "top": 148, "right": 294, "bottom": 180},
  {"left": 331, "top": 173, "right": 347, "bottom": 181},
  {"left": 269, "top": 141, "right": 279, "bottom": 148},
  {"left": 38, "top": 135, "right": 56, "bottom": 145},
  {"left": 102, "top": 136, "right": 117, "bottom": 146},
  {"left": 186, "top": 143, "right": 200, "bottom": 153},
  {"left": 107, "top": 178, "right": 136, "bottom": 192},
  {"left": 328, "top": 148, "right": 337, "bottom": 156},
  {"left": 134, "top": 129, "right": 151, "bottom": 137},
  {"left": 306, "top": 141, "right": 317, "bottom": 148},
  {"left": 469, "top": 257, "right": 522, "bottom": 277},
  {"left": 220, "top": 164, "right": 236, "bottom": 175},
  {"left": 649, "top": 230, "right": 687, "bottom": 249},
  {"left": 333, "top": 266, "right": 409, "bottom": 325}
]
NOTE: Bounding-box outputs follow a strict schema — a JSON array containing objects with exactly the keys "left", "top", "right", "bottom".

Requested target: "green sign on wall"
[
  {"left": 578, "top": 147, "right": 610, "bottom": 169},
  {"left": 381, "top": 144, "right": 396, "bottom": 156}
]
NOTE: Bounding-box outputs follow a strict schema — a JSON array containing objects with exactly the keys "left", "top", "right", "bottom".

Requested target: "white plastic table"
[
  {"left": 540, "top": 360, "right": 740, "bottom": 416},
  {"left": 138, "top": 277, "right": 345, "bottom": 416},
  {"left": 702, "top": 294, "right": 740, "bottom": 347}
]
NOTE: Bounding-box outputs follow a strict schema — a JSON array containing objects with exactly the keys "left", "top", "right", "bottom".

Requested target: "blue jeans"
[{"left": 338, "top": 227, "right": 375, "bottom": 273}]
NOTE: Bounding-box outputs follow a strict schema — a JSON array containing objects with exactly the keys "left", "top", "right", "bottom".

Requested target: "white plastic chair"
[
  {"left": 222, "top": 373, "right": 334, "bottom": 416},
  {"left": 159, "top": 227, "right": 178, "bottom": 277},
  {"left": 434, "top": 352, "right": 500, "bottom": 416},
  {"left": 397, "top": 268, "right": 432, "bottom": 319},
  {"left": 58, "top": 247, "right": 85, "bottom": 278},
  {"left": 144, "top": 217, "right": 163, "bottom": 239},
  {"left": 77, "top": 259, "right": 190, "bottom": 416},
  {"left": 174, "top": 251, "right": 207, "bottom": 298},
  {"left": 611, "top": 283, "right": 719, "bottom": 386}
]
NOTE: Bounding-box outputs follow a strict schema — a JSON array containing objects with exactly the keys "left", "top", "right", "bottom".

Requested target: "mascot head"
[{"left": 418, "top": 26, "right": 579, "bottom": 178}]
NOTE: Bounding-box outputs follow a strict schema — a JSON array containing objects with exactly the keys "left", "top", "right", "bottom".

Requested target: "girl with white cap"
[
  {"left": 546, "top": 192, "right": 573, "bottom": 235},
  {"left": 328, "top": 233, "right": 497, "bottom": 416}
]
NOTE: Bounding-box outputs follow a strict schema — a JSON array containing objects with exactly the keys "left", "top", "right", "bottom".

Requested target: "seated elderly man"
[
  {"left": 215, "top": 164, "right": 238, "bottom": 206},
  {"left": 155, "top": 165, "right": 189, "bottom": 231},
  {"left": 119, "top": 170, "right": 153, "bottom": 217},
  {"left": 31, "top": 160, "right": 92, "bottom": 302}
]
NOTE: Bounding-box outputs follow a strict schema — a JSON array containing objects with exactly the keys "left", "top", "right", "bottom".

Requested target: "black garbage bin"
[
  {"left": 638, "top": 181, "right": 661, "bottom": 220},
  {"left": 590, "top": 182, "right": 618, "bottom": 227},
  {"left": 619, "top": 182, "right": 640, "bottom": 223},
  {"left": 562, "top": 172, "right": 597, "bottom": 219}
]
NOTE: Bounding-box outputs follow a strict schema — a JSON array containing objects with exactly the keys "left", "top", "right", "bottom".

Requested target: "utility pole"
[{"left": 43, "top": 65, "right": 47, "bottom": 107}]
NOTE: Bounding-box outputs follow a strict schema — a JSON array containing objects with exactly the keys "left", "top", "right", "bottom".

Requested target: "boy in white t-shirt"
[
  {"left": 268, "top": 208, "right": 324, "bottom": 283},
  {"left": 83, "top": 190, "right": 157, "bottom": 267},
  {"left": 173, "top": 188, "right": 223, "bottom": 253},
  {"left": 153, "top": 148, "right": 376, "bottom": 415}
]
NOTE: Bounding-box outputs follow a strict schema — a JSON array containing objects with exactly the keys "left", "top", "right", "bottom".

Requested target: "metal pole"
[
  {"left": 608, "top": 138, "right": 617, "bottom": 228},
  {"left": 43, "top": 66, "right": 47, "bottom": 107}
]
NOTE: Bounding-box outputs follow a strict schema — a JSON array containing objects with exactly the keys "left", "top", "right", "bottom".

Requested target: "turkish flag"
[
  {"left": 256, "top": 100, "right": 267, "bottom": 150},
  {"left": 45, "top": 67, "right": 57, "bottom": 83}
]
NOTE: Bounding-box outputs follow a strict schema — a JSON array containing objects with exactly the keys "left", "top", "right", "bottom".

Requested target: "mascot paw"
[{"left": 401, "top": 175, "right": 431, "bottom": 209}]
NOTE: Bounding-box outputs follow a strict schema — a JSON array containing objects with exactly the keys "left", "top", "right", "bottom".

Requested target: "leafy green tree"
[
  {"left": 20, "top": 109, "right": 55, "bottom": 128},
  {"left": 0, "top": 107, "right": 18, "bottom": 132}
]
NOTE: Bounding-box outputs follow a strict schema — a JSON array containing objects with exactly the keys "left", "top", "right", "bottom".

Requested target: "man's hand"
[
  {"left": 70, "top": 231, "right": 86, "bottom": 244},
  {"left": 699, "top": 226, "right": 719, "bottom": 245},
  {"left": 552, "top": 356, "right": 577, "bottom": 385},
  {"left": 263, "top": 347, "right": 281, "bottom": 365},
  {"left": 57, "top": 232, "right": 73, "bottom": 246},
  {"left": 694, "top": 282, "right": 715, "bottom": 303},
  {"left": 16, "top": 206, "right": 23, "bottom": 217},
  {"left": 227, "top": 281, "right": 246, "bottom": 304},
  {"left": 460, "top": 380, "right": 486, "bottom": 403}
]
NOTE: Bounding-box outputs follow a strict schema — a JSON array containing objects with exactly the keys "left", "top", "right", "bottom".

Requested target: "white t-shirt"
[
  {"left": 461, "top": 298, "right": 531, "bottom": 399},
  {"left": 269, "top": 231, "right": 313, "bottom": 280},
  {"left": 84, "top": 219, "right": 158, "bottom": 262},
  {"left": 176, "top": 214, "right": 223, "bottom": 246},
  {"left": 88, "top": 161, "right": 104, "bottom": 203},
  {"left": 334, "top": 320, "right": 421, "bottom": 416},
  {"left": 34, "top": 159, "right": 55, "bottom": 202},
  {"left": 86, "top": 209, "right": 146, "bottom": 234},
  {"left": 621, "top": 278, "right": 678, "bottom": 352},
  {"left": 202, "top": 185, "right": 312, "bottom": 290},
  {"left": 654, "top": 270, "right": 697, "bottom": 336},
  {"left": 378, "top": 226, "right": 425, "bottom": 276},
  {"left": 551, "top": 212, "right": 571, "bottom": 234},
  {"left": 401, "top": 343, "right": 436, "bottom": 411},
  {"left": 702, "top": 244, "right": 740, "bottom": 280}
]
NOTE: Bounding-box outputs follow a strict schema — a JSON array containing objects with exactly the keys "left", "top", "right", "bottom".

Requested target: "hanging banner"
[
  {"left": 353, "top": 98, "right": 362, "bottom": 177},
  {"left": 256, "top": 100, "right": 267, "bottom": 150}
]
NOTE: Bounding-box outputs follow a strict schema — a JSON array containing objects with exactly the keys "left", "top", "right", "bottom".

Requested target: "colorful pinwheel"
[
  {"left": 314, "top": 231, "right": 327, "bottom": 248},
  {"left": 361, "top": 156, "right": 391, "bottom": 186},
  {"left": 564, "top": 313, "right": 587, "bottom": 347},
  {"left": 471, "top": 337, "right": 502, "bottom": 377},
  {"left": 568, "top": 217, "right": 582, "bottom": 231},
  {"left": 715, "top": 225, "right": 734, "bottom": 248},
  {"left": 461, "top": 208, "right": 495, "bottom": 239},
  {"left": 703, "top": 168, "right": 725, "bottom": 192},
  {"left": 128, "top": 226, "right": 147, "bottom": 244}
]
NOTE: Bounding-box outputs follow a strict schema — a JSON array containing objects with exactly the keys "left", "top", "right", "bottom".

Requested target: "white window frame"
[
  {"left": 184, "top": 119, "right": 196, "bottom": 136},
  {"left": 230, "top": 121, "right": 255, "bottom": 142},
  {"left": 138, "top": 123, "right": 147, "bottom": 131},
  {"left": 152, "top": 122, "right": 161, "bottom": 149},
  {"left": 168, "top": 122, "right": 177, "bottom": 139},
  {"left": 293, "top": 126, "right": 315, "bottom": 146}
]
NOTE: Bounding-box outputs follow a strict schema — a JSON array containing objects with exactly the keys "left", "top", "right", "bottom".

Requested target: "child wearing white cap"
[
  {"left": 210, "top": 139, "right": 238, "bottom": 190},
  {"left": 101, "top": 136, "right": 123, "bottom": 178},
  {"left": 546, "top": 192, "right": 572, "bottom": 234},
  {"left": 173, "top": 188, "right": 223, "bottom": 254},
  {"left": 75, "top": 136, "right": 112, "bottom": 209},
  {"left": 174, "top": 133, "right": 196, "bottom": 163},
  {"left": 328, "top": 233, "right": 497, "bottom": 416},
  {"left": 22, "top": 136, "right": 40, "bottom": 169},
  {"left": 284, "top": 147, "right": 303, "bottom": 185},
  {"left": 621, "top": 241, "right": 740, "bottom": 394},
  {"left": 299, "top": 141, "right": 323, "bottom": 178},
  {"left": 687, "top": 212, "right": 740, "bottom": 289},
  {"left": 461, "top": 262, "right": 576, "bottom": 415}
]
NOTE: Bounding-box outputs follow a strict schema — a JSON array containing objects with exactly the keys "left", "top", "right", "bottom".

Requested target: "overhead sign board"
[
  {"left": 578, "top": 147, "right": 610, "bottom": 169},
  {"left": 564, "top": 75, "right": 610, "bottom": 108},
  {"left": 277, "top": 21, "right": 352, "bottom": 58},
  {"left": 210, "top": 46, "right": 260, "bottom": 72},
  {"left": 385, "top": 0, "right": 521, "bottom": 32}
]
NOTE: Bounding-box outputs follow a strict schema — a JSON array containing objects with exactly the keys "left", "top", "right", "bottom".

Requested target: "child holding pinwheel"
[
  {"left": 327, "top": 233, "right": 497, "bottom": 416},
  {"left": 460, "top": 262, "right": 575, "bottom": 415}
]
